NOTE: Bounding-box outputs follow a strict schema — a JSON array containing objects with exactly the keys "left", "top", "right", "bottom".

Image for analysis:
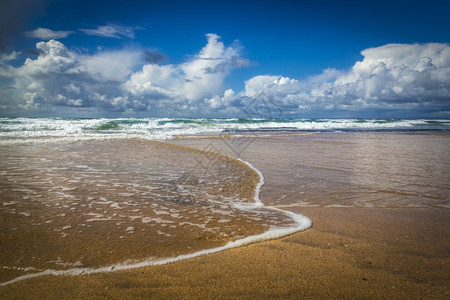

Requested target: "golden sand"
[
  {"left": 1, "top": 207, "right": 448, "bottom": 299},
  {"left": 0, "top": 139, "right": 273, "bottom": 283}
]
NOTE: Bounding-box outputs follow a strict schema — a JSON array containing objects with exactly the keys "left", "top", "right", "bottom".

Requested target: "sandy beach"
[
  {"left": 1, "top": 0, "right": 450, "bottom": 294},
  {"left": 1, "top": 207, "right": 448, "bottom": 299},
  {"left": 1, "top": 133, "right": 449, "bottom": 298}
]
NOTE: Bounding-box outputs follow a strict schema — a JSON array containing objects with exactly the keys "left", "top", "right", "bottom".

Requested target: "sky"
[{"left": 0, "top": 0, "right": 449, "bottom": 118}]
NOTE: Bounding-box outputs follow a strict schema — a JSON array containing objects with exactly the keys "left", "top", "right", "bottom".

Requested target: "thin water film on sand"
[{"left": 0, "top": 139, "right": 301, "bottom": 283}]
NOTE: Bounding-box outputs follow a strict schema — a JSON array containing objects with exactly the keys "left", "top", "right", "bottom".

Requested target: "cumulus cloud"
[
  {"left": 0, "top": 34, "right": 249, "bottom": 116},
  {"left": 124, "top": 64, "right": 184, "bottom": 104},
  {"left": 181, "top": 33, "right": 242, "bottom": 100},
  {"left": 204, "top": 75, "right": 306, "bottom": 117},
  {"left": 80, "top": 50, "right": 142, "bottom": 82},
  {"left": 206, "top": 43, "right": 450, "bottom": 117},
  {"left": 312, "top": 43, "right": 450, "bottom": 112},
  {"left": 7, "top": 39, "right": 142, "bottom": 113},
  {"left": 205, "top": 89, "right": 236, "bottom": 110},
  {"left": 80, "top": 24, "right": 137, "bottom": 39},
  {"left": 1, "top": 37, "right": 448, "bottom": 117},
  {"left": 24, "top": 27, "right": 74, "bottom": 39},
  {"left": 123, "top": 33, "right": 247, "bottom": 112},
  {"left": 14, "top": 40, "right": 91, "bottom": 109}
]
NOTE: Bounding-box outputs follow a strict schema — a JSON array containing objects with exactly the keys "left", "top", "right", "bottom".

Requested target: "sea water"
[
  {"left": 169, "top": 132, "right": 450, "bottom": 209},
  {"left": 0, "top": 135, "right": 310, "bottom": 285},
  {"left": 0, "top": 117, "right": 449, "bottom": 285},
  {"left": 0, "top": 117, "right": 449, "bottom": 144}
]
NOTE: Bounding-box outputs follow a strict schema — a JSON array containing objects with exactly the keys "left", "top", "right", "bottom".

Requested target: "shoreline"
[
  {"left": 0, "top": 156, "right": 311, "bottom": 287},
  {"left": 0, "top": 138, "right": 311, "bottom": 287},
  {"left": 1, "top": 133, "right": 449, "bottom": 298}
]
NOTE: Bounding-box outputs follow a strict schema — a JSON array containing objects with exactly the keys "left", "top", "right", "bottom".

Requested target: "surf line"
[{"left": 0, "top": 158, "right": 312, "bottom": 287}]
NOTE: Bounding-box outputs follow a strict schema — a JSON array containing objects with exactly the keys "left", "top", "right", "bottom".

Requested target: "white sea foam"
[
  {"left": 0, "top": 157, "right": 312, "bottom": 287},
  {"left": 1, "top": 117, "right": 448, "bottom": 145}
]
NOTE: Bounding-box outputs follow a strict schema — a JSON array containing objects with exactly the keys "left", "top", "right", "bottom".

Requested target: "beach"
[
  {"left": 0, "top": 207, "right": 448, "bottom": 299},
  {"left": 0, "top": 125, "right": 449, "bottom": 298},
  {"left": 1, "top": 0, "right": 450, "bottom": 295}
]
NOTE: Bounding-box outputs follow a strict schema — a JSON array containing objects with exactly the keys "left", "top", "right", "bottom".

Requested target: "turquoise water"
[{"left": 0, "top": 118, "right": 449, "bottom": 144}]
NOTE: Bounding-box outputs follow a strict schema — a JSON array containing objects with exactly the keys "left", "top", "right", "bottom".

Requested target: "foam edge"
[{"left": 0, "top": 158, "right": 312, "bottom": 287}]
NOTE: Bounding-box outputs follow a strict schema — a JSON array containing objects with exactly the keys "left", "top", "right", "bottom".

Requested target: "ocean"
[
  {"left": 0, "top": 117, "right": 449, "bottom": 285},
  {"left": 0, "top": 117, "right": 449, "bottom": 144}
]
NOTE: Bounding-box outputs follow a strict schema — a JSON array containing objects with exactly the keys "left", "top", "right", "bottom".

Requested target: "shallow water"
[
  {"left": 170, "top": 132, "right": 450, "bottom": 208},
  {"left": 0, "top": 139, "right": 301, "bottom": 283},
  {"left": 1, "top": 131, "right": 448, "bottom": 285}
]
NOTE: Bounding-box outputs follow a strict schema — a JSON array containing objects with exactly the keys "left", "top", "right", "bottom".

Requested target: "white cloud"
[
  {"left": 206, "top": 43, "right": 450, "bottom": 117},
  {"left": 79, "top": 24, "right": 136, "bottom": 39},
  {"left": 24, "top": 27, "right": 73, "bottom": 39},
  {"left": 243, "top": 75, "right": 300, "bottom": 98},
  {"left": 9, "top": 40, "right": 142, "bottom": 111},
  {"left": 1, "top": 34, "right": 248, "bottom": 116},
  {"left": 1, "top": 38, "right": 448, "bottom": 117},
  {"left": 80, "top": 50, "right": 142, "bottom": 82},
  {"left": 205, "top": 89, "right": 236, "bottom": 109},
  {"left": 0, "top": 51, "right": 20, "bottom": 61},
  {"left": 336, "top": 43, "right": 450, "bottom": 85},
  {"left": 20, "top": 39, "right": 78, "bottom": 74},
  {"left": 314, "top": 43, "right": 450, "bottom": 111},
  {"left": 124, "top": 64, "right": 184, "bottom": 100},
  {"left": 123, "top": 33, "right": 247, "bottom": 111},
  {"left": 14, "top": 40, "right": 86, "bottom": 108},
  {"left": 205, "top": 75, "right": 306, "bottom": 114},
  {"left": 0, "top": 51, "right": 20, "bottom": 78},
  {"left": 181, "top": 33, "right": 240, "bottom": 100}
]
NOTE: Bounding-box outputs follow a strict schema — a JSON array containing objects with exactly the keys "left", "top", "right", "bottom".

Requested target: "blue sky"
[{"left": 0, "top": 0, "right": 449, "bottom": 118}]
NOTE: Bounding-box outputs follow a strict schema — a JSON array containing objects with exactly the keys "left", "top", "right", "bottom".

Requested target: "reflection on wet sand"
[{"left": 169, "top": 132, "right": 450, "bottom": 208}]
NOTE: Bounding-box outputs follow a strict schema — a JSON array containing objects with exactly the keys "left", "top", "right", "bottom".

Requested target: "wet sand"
[
  {"left": 1, "top": 133, "right": 449, "bottom": 298},
  {"left": 170, "top": 132, "right": 450, "bottom": 208},
  {"left": 0, "top": 139, "right": 277, "bottom": 283},
  {"left": 1, "top": 207, "right": 448, "bottom": 299}
]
